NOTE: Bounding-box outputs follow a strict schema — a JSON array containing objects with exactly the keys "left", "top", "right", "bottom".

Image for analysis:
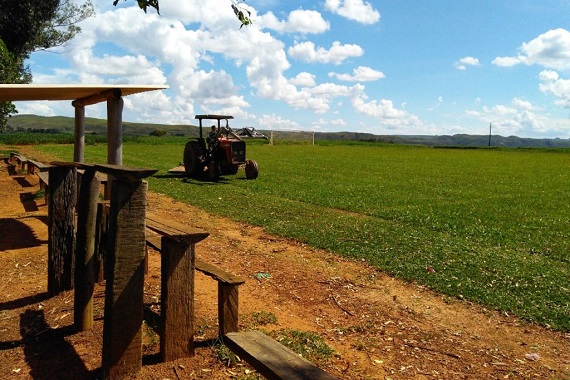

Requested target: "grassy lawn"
[{"left": 33, "top": 141, "right": 570, "bottom": 330}]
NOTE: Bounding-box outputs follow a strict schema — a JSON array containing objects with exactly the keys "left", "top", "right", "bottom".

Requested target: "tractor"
[{"left": 183, "top": 114, "right": 259, "bottom": 181}]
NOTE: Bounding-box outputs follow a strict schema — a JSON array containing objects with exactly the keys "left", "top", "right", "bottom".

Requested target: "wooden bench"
[
  {"left": 28, "top": 159, "right": 50, "bottom": 175},
  {"left": 37, "top": 166, "right": 108, "bottom": 200},
  {"left": 8, "top": 152, "right": 29, "bottom": 172},
  {"left": 145, "top": 215, "right": 246, "bottom": 337},
  {"left": 224, "top": 330, "right": 338, "bottom": 380}
]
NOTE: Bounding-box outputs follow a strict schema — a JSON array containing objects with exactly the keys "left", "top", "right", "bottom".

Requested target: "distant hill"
[
  {"left": 6, "top": 114, "right": 570, "bottom": 148},
  {"left": 6, "top": 114, "right": 199, "bottom": 137}
]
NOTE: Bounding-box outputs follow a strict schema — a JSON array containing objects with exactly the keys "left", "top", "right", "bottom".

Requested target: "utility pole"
[{"left": 488, "top": 123, "right": 492, "bottom": 147}]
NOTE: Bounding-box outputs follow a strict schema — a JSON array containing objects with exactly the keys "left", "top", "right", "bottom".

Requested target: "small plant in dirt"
[
  {"left": 142, "top": 320, "right": 159, "bottom": 349},
  {"left": 33, "top": 189, "right": 45, "bottom": 200},
  {"left": 215, "top": 342, "right": 240, "bottom": 367},
  {"left": 195, "top": 321, "right": 210, "bottom": 337},
  {"left": 267, "top": 329, "right": 334, "bottom": 364},
  {"left": 251, "top": 310, "right": 277, "bottom": 326}
]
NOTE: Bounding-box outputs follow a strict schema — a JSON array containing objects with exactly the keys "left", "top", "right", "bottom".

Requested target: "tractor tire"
[
  {"left": 207, "top": 161, "right": 221, "bottom": 182},
  {"left": 245, "top": 160, "right": 259, "bottom": 179},
  {"left": 221, "top": 163, "right": 239, "bottom": 175},
  {"left": 183, "top": 141, "right": 205, "bottom": 176}
]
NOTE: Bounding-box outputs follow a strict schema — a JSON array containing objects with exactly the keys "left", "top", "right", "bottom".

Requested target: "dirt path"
[{"left": 1, "top": 147, "right": 569, "bottom": 379}]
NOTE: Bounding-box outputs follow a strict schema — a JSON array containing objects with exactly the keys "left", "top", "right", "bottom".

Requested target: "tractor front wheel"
[{"left": 245, "top": 160, "right": 259, "bottom": 179}]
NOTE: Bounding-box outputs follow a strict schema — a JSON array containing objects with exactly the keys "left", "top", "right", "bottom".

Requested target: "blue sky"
[{"left": 18, "top": 0, "right": 570, "bottom": 137}]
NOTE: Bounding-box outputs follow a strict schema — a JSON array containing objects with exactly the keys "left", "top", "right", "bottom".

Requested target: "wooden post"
[
  {"left": 47, "top": 163, "right": 77, "bottom": 296},
  {"left": 98, "top": 165, "right": 157, "bottom": 380},
  {"left": 74, "top": 166, "right": 100, "bottom": 332},
  {"left": 95, "top": 200, "right": 110, "bottom": 283},
  {"left": 107, "top": 95, "right": 123, "bottom": 166},
  {"left": 145, "top": 214, "right": 209, "bottom": 362},
  {"left": 218, "top": 283, "right": 240, "bottom": 336},
  {"left": 74, "top": 105, "right": 85, "bottom": 163},
  {"left": 160, "top": 236, "right": 195, "bottom": 361}
]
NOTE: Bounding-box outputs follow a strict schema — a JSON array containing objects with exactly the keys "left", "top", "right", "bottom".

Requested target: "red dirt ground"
[{"left": 1, "top": 145, "right": 569, "bottom": 379}]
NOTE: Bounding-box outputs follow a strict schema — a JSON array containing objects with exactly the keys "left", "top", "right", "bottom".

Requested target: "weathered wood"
[
  {"left": 74, "top": 169, "right": 101, "bottom": 332},
  {"left": 47, "top": 165, "right": 77, "bottom": 296},
  {"left": 218, "top": 282, "right": 240, "bottom": 335},
  {"left": 195, "top": 259, "right": 245, "bottom": 285},
  {"left": 9, "top": 153, "right": 28, "bottom": 172},
  {"left": 27, "top": 159, "right": 50, "bottom": 174},
  {"left": 146, "top": 234, "right": 244, "bottom": 338},
  {"left": 95, "top": 164, "right": 157, "bottom": 182},
  {"left": 101, "top": 179, "right": 148, "bottom": 379},
  {"left": 95, "top": 201, "right": 110, "bottom": 282},
  {"left": 146, "top": 236, "right": 243, "bottom": 284},
  {"left": 74, "top": 104, "right": 85, "bottom": 163},
  {"left": 146, "top": 214, "right": 209, "bottom": 245},
  {"left": 160, "top": 236, "right": 195, "bottom": 361},
  {"left": 224, "top": 331, "right": 338, "bottom": 380},
  {"left": 107, "top": 96, "right": 124, "bottom": 166}
]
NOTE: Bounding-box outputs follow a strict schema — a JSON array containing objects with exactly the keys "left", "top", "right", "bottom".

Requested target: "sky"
[{"left": 16, "top": 0, "right": 570, "bottom": 138}]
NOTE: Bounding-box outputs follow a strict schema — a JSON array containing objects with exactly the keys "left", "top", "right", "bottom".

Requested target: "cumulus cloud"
[
  {"left": 324, "top": 0, "right": 380, "bottom": 25},
  {"left": 258, "top": 114, "right": 301, "bottom": 130},
  {"left": 289, "top": 72, "right": 317, "bottom": 87},
  {"left": 455, "top": 56, "right": 480, "bottom": 70},
  {"left": 539, "top": 70, "right": 570, "bottom": 107},
  {"left": 288, "top": 41, "right": 364, "bottom": 65},
  {"left": 351, "top": 91, "right": 422, "bottom": 128},
  {"left": 493, "top": 28, "right": 570, "bottom": 70},
  {"left": 465, "top": 98, "right": 554, "bottom": 136},
  {"left": 258, "top": 9, "right": 329, "bottom": 34},
  {"left": 328, "top": 66, "right": 384, "bottom": 82}
]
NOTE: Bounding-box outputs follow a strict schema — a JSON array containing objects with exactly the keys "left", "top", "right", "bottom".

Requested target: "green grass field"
[{"left": 32, "top": 141, "right": 570, "bottom": 330}]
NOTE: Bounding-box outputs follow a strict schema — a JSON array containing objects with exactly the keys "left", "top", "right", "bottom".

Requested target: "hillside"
[
  {"left": 6, "top": 114, "right": 198, "bottom": 137},
  {"left": 6, "top": 114, "right": 570, "bottom": 148}
]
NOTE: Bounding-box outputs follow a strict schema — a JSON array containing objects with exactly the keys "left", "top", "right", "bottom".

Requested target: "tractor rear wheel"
[
  {"left": 207, "top": 161, "right": 220, "bottom": 181},
  {"left": 183, "top": 141, "right": 204, "bottom": 176},
  {"left": 245, "top": 160, "right": 259, "bottom": 179}
]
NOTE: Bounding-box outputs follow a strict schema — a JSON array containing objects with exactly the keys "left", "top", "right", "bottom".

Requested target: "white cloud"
[
  {"left": 328, "top": 66, "right": 384, "bottom": 82},
  {"left": 258, "top": 114, "right": 301, "bottom": 130},
  {"left": 493, "top": 28, "right": 570, "bottom": 70},
  {"left": 288, "top": 41, "right": 364, "bottom": 65},
  {"left": 455, "top": 56, "right": 480, "bottom": 70},
  {"left": 351, "top": 92, "right": 423, "bottom": 129},
  {"left": 324, "top": 0, "right": 380, "bottom": 25},
  {"left": 464, "top": 98, "right": 554, "bottom": 136},
  {"left": 289, "top": 72, "right": 317, "bottom": 87},
  {"left": 539, "top": 69, "right": 570, "bottom": 107},
  {"left": 258, "top": 9, "right": 329, "bottom": 34}
]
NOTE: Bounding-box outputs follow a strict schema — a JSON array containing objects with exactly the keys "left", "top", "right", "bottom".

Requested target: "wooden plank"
[
  {"left": 146, "top": 213, "right": 209, "bottom": 245},
  {"left": 218, "top": 282, "right": 239, "bottom": 335},
  {"left": 47, "top": 165, "right": 77, "bottom": 296},
  {"left": 146, "top": 236, "right": 244, "bottom": 285},
  {"left": 94, "top": 163, "right": 157, "bottom": 182},
  {"left": 224, "top": 331, "right": 338, "bottom": 380},
  {"left": 38, "top": 171, "right": 49, "bottom": 186},
  {"left": 160, "top": 236, "right": 195, "bottom": 361},
  {"left": 101, "top": 179, "right": 148, "bottom": 379},
  {"left": 74, "top": 169, "right": 101, "bottom": 332},
  {"left": 28, "top": 159, "right": 50, "bottom": 171},
  {"left": 196, "top": 259, "right": 245, "bottom": 285}
]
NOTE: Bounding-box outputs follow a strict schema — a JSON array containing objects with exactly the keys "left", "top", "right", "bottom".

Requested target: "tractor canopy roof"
[{"left": 195, "top": 114, "right": 234, "bottom": 121}]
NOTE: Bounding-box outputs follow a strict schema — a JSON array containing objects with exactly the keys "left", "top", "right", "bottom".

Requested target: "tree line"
[{"left": 0, "top": 0, "right": 160, "bottom": 132}]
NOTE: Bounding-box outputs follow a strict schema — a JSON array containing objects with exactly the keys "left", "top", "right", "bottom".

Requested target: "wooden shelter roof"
[{"left": 0, "top": 84, "right": 168, "bottom": 103}]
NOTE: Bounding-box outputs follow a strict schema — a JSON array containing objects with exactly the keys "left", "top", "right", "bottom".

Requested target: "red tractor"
[{"left": 183, "top": 114, "right": 259, "bottom": 181}]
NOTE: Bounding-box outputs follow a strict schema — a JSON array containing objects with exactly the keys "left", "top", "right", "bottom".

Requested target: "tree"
[
  {"left": 113, "top": 0, "right": 159, "bottom": 14},
  {"left": 0, "top": 0, "right": 94, "bottom": 131}
]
